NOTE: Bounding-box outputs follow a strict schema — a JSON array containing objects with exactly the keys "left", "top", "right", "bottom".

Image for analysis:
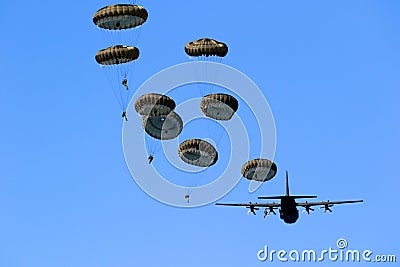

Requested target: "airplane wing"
[
  {"left": 297, "top": 200, "right": 363, "bottom": 207},
  {"left": 215, "top": 203, "right": 281, "bottom": 208}
]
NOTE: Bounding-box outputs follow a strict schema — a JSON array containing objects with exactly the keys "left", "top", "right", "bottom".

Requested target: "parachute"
[
  {"left": 93, "top": 4, "right": 148, "bottom": 117},
  {"left": 136, "top": 94, "right": 180, "bottom": 160},
  {"left": 200, "top": 93, "right": 238, "bottom": 121},
  {"left": 142, "top": 112, "right": 183, "bottom": 140},
  {"left": 135, "top": 93, "right": 176, "bottom": 116},
  {"left": 241, "top": 159, "right": 277, "bottom": 182},
  {"left": 95, "top": 45, "right": 139, "bottom": 112},
  {"left": 178, "top": 139, "right": 218, "bottom": 167},
  {"left": 95, "top": 45, "right": 139, "bottom": 65},
  {"left": 183, "top": 39, "right": 234, "bottom": 167},
  {"left": 184, "top": 38, "right": 229, "bottom": 96},
  {"left": 93, "top": 4, "right": 148, "bottom": 30},
  {"left": 185, "top": 38, "right": 228, "bottom": 58}
]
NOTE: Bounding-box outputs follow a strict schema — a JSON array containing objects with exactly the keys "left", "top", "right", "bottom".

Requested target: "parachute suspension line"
[
  {"left": 204, "top": 55, "right": 210, "bottom": 96},
  {"left": 147, "top": 138, "right": 154, "bottom": 155},
  {"left": 118, "top": 64, "right": 128, "bottom": 111},
  {"left": 214, "top": 55, "right": 223, "bottom": 92},
  {"left": 203, "top": 56, "right": 209, "bottom": 95},
  {"left": 207, "top": 56, "right": 223, "bottom": 95},
  {"left": 145, "top": 139, "right": 152, "bottom": 157},
  {"left": 124, "top": 86, "right": 130, "bottom": 112},
  {"left": 149, "top": 139, "right": 155, "bottom": 155},
  {"left": 206, "top": 57, "right": 214, "bottom": 96},
  {"left": 144, "top": 135, "right": 159, "bottom": 157},
  {"left": 205, "top": 56, "right": 220, "bottom": 96},
  {"left": 113, "top": 64, "right": 126, "bottom": 111},
  {"left": 132, "top": 26, "right": 143, "bottom": 46},
  {"left": 114, "top": 28, "right": 122, "bottom": 45},
  {"left": 103, "top": 27, "right": 143, "bottom": 48},
  {"left": 103, "top": 65, "right": 124, "bottom": 111},
  {"left": 190, "top": 56, "right": 203, "bottom": 97},
  {"left": 104, "top": 28, "right": 120, "bottom": 48},
  {"left": 144, "top": 137, "right": 153, "bottom": 156},
  {"left": 123, "top": 60, "right": 137, "bottom": 110},
  {"left": 116, "top": 66, "right": 126, "bottom": 110},
  {"left": 114, "top": 61, "right": 132, "bottom": 111},
  {"left": 147, "top": 137, "right": 160, "bottom": 156},
  {"left": 214, "top": 123, "right": 226, "bottom": 147},
  {"left": 188, "top": 166, "right": 208, "bottom": 197},
  {"left": 152, "top": 139, "right": 161, "bottom": 155},
  {"left": 215, "top": 56, "right": 223, "bottom": 89}
]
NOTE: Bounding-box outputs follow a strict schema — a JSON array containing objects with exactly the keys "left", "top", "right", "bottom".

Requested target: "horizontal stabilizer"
[
  {"left": 258, "top": 196, "right": 286, "bottom": 199},
  {"left": 291, "top": 195, "right": 318, "bottom": 199},
  {"left": 258, "top": 195, "right": 317, "bottom": 200}
]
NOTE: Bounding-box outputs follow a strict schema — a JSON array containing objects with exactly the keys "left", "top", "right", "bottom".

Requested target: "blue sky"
[{"left": 1, "top": 0, "right": 399, "bottom": 266}]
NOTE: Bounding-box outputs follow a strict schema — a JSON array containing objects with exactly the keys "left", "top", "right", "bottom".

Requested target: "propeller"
[
  {"left": 302, "top": 201, "right": 315, "bottom": 215},
  {"left": 245, "top": 202, "right": 259, "bottom": 215},
  {"left": 320, "top": 201, "right": 334, "bottom": 213},
  {"left": 263, "top": 203, "right": 277, "bottom": 218}
]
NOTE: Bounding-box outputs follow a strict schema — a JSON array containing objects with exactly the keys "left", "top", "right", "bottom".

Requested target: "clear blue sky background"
[{"left": 1, "top": 0, "right": 399, "bottom": 266}]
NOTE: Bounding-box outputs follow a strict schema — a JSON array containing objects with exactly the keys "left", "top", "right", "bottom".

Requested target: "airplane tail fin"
[
  {"left": 285, "top": 170, "right": 317, "bottom": 198},
  {"left": 258, "top": 171, "right": 317, "bottom": 200},
  {"left": 286, "top": 170, "right": 289, "bottom": 196}
]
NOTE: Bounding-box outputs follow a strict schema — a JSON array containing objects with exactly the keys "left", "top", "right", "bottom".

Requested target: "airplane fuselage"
[
  {"left": 279, "top": 196, "right": 299, "bottom": 224},
  {"left": 215, "top": 171, "right": 363, "bottom": 224}
]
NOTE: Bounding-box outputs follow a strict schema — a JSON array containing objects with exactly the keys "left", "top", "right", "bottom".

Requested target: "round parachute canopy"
[
  {"left": 241, "top": 159, "right": 277, "bottom": 182},
  {"left": 178, "top": 139, "right": 218, "bottom": 167},
  {"left": 200, "top": 93, "right": 239, "bottom": 120},
  {"left": 185, "top": 38, "right": 228, "bottom": 57},
  {"left": 95, "top": 45, "right": 139, "bottom": 65},
  {"left": 93, "top": 4, "right": 148, "bottom": 30},
  {"left": 135, "top": 93, "right": 176, "bottom": 116},
  {"left": 142, "top": 112, "right": 183, "bottom": 140}
]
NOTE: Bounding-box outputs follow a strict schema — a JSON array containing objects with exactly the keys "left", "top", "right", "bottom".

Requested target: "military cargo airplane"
[{"left": 216, "top": 171, "right": 363, "bottom": 224}]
